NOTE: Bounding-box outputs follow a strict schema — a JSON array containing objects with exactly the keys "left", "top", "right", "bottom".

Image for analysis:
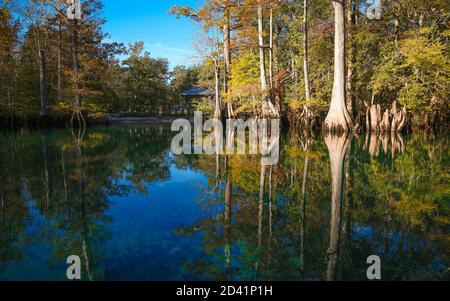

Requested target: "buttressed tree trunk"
[
  {"left": 270, "top": 2, "right": 282, "bottom": 117},
  {"left": 325, "top": 133, "right": 351, "bottom": 281},
  {"left": 257, "top": 2, "right": 278, "bottom": 118},
  {"left": 325, "top": 0, "right": 353, "bottom": 133}
]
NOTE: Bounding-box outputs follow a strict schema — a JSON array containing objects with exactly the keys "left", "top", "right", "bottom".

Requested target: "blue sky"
[{"left": 102, "top": 0, "right": 204, "bottom": 69}]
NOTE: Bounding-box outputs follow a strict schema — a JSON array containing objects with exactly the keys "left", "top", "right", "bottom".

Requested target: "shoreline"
[{"left": 106, "top": 114, "right": 194, "bottom": 125}]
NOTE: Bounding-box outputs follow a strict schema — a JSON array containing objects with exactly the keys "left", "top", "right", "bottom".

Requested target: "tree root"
[{"left": 364, "top": 101, "right": 407, "bottom": 133}]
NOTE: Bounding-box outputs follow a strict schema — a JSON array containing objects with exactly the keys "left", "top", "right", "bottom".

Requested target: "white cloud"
[{"left": 150, "top": 42, "right": 191, "bottom": 54}]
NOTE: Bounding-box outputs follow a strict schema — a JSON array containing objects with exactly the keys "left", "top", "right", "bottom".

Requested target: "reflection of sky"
[
  {"left": 0, "top": 161, "right": 212, "bottom": 281},
  {"left": 103, "top": 163, "right": 210, "bottom": 280}
]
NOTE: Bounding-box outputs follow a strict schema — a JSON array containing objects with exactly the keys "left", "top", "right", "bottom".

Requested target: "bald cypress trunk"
[
  {"left": 300, "top": 0, "right": 314, "bottom": 129},
  {"left": 269, "top": 4, "right": 274, "bottom": 93},
  {"left": 258, "top": 2, "right": 268, "bottom": 117},
  {"left": 57, "top": 20, "right": 62, "bottom": 103},
  {"left": 214, "top": 60, "right": 222, "bottom": 120},
  {"left": 325, "top": 0, "right": 353, "bottom": 133},
  {"left": 394, "top": 14, "right": 399, "bottom": 44},
  {"left": 38, "top": 48, "right": 48, "bottom": 116},
  {"left": 222, "top": 1, "right": 233, "bottom": 118},
  {"left": 72, "top": 18, "right": 80, "bottom": 108},
  {"left": 346, "top": 0, "right": 354, "bottom": 118},
  {"left": 303, "top": 0, "right": 311, "bottom": 104}
]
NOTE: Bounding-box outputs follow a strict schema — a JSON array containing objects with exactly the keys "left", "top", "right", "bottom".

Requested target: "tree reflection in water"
[
  {"left": 176, "top": 128, "right": 449, "bottom": 281},
  {"left": 324, "top": 133, "right": 351, "bottom": 281},
  {"left": 0, "top": 126, "right": 448, "bottom": 280}
]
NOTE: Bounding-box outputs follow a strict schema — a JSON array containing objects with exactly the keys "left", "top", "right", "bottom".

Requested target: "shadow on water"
[{"left": 0, "top": 125, "right": 448, "bottom": 280}]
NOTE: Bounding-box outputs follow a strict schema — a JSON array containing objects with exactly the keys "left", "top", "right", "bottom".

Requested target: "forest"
[
  {"left": 0, "top": 0, "right": 449, "bottom": 281},
  {"left": 0, "top": 0, "right": 449, "bottom": 132}
]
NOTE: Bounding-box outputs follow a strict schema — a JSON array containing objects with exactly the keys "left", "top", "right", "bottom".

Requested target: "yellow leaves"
[
  {"left": 228, "top": 52, "right": 260, "bottom": 104},
  {"left": 234, "top": 98, "right": 259, "bottom": 114},
  {"left": 230, "top": 52, "right": 260, "bottom": 90},
  {"left": 372, "top": 26, "right": 449, "bottom": 115},
  {"left": 399, "top": 37, "right": 446, "bottom": 68},
  {"left": 168, "top": 6, "right": 201, "bottom": 22},
  {"left": 395, "top": 197, "right": 438, "bottom": 226},
  {"left": 289, "top": 99, "right": 302, "bottom": 112},
  {"left": 52, "top": 101, "right": 73, "bottom": 113},
  {"left": 88, "top": 132, "right": 107, "bottom": 141},
  {"left": 84, "top": 103, "right": 107, "bottom": 119},
  {"left": 82, "top": 132, "right": 109, "bottom": 149},
  {"left": 51, "top": 102, "right": 106, "bottom": 119},
  {"left": 398, "top": 27, "right": 448, "bottom": 73},
  {"left": 442, "top": 29, "right": 450, "bottom": 38},
  {"left": 230, "top": 156, "right": 260, "bottom": 194},
  {"left": 61, "top": 143, "right": 72, "bottom": 151},
  {"left": 0, "top": 8, "right": 11, "bottom": 20},
  {"left": 285, "top": 145, "right": 303, "bottom": 158},
  {"left": 288, "top": 98, "right": 328, "bottom": 113}
]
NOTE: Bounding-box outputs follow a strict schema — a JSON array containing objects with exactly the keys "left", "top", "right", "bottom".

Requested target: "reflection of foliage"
[
  {"left": 0, "top": 125, "right": 173, "bottom": 280},
  {"left": 173, "top": 131, "right": 449, "bottom": 281},
  {"left": 0, "top": 126, "right": 448, "bottom": 280},
  {"left": 359, "top": 135, "right": 449, "bottom": 227}
]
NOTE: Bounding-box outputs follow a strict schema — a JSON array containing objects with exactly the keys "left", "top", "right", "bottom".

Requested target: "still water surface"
[{"left": 0, "top": 125, "right": 448, "bottom": 280}]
